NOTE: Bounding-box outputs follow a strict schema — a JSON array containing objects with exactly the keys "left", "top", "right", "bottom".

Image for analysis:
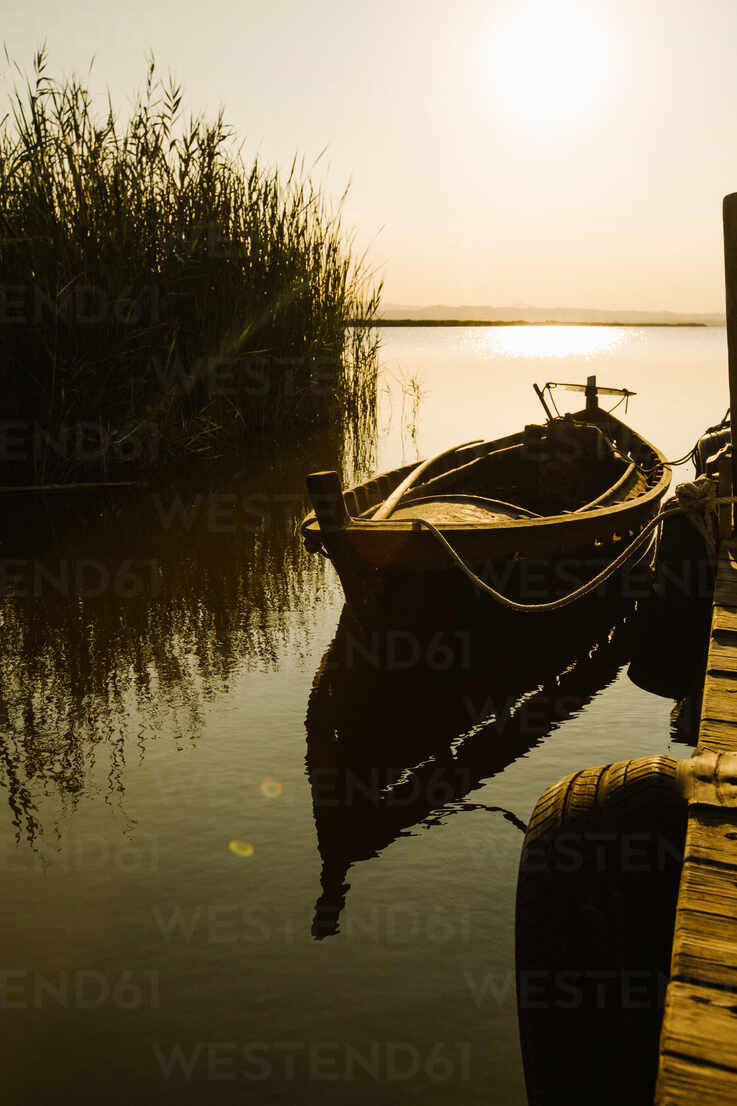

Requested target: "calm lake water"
[{"left": 0, "top": 325, "right": 727, "bottom": 1104}]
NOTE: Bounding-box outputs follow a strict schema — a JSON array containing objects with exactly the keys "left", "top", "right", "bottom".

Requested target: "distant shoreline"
[{"left": 350, "top": 319, "right": 714, "bottom": 327}]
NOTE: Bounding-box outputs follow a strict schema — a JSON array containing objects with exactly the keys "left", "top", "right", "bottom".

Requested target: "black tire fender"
[{"left": 515, "top": 756, "right": 687, "bottom": 1106}]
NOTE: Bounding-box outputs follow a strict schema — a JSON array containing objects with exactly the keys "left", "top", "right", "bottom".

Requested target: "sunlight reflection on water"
[{"left": 469, "top": 324, "right": 631, "bottom": 359}]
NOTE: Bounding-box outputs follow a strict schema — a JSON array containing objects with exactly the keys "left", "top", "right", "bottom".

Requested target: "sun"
[{"left": 483, "top": 4, "right": 610, "bottom": 129}]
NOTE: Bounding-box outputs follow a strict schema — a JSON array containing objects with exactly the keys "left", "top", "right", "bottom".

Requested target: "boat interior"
[{"left": 349, "top": 416, "right": 653, "bottom": 525}]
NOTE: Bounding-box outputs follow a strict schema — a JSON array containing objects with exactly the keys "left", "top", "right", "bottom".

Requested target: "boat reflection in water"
[{"left": 304, "top": 596, "right": 640, "bottom": 939}]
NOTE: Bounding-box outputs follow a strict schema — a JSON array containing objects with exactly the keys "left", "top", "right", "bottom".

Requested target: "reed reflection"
[
  {"left": 305, "top": 599, "right": 639, "bottom": 939},
  {"left": 0, "top": 432, "right": 348, "bottom": 844}
]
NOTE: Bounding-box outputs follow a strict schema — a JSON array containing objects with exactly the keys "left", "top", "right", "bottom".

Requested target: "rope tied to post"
[{"left": 673, "top": 474, "right": 721, "bottom": 565}]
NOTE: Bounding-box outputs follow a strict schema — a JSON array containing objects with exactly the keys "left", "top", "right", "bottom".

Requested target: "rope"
[
  {"left": 406, "top": 481, "right": 737, "bottom": 614},
  {"left": 548, "top": 389, "right": 562, "bottom": 418},
  {"left": 639, "top": 411, "right": 730, "bottom": 475},
  {"left": 673, "top": 474, "right": 720, "bottom": 562},
  {"left": 605, "top": 392, "right": 628, "bottom": 415},
  {"left": 303, "top": 464, "right": 737, "bottom": 613},
  {"left": 554, "top": 410, "right": 730, "bottom": 478},
  {"left": 409, "top": 511, "right": 668, "bottom": 613}
]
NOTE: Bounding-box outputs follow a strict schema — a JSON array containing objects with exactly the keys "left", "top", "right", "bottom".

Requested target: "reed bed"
[{"left": 0, "top": 50, "right": 381, "bottom": 481}]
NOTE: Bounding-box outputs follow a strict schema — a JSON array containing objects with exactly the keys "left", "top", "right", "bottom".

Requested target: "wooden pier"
[
  {"left": 653, "top": 188, "right": 737, "bottom": 1104},
  {"left": 655, "top": 541, "right": 737, "bottom": 1103}
]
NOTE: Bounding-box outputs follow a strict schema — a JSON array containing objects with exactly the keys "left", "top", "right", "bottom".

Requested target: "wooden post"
[
  {"left": 533, "top": 383, "right": 554, "bottom": 421},
  {"left": 722, "top": 193, "right": 737, "bottom": 528},
  {"left": 306, "top": 471, "right": 350, "bottom": 532},
  {"left": 585, "top": 374, "right": 598, "bottom": 412},
  {"left": 718, "top": 448, "right": 732, "bottom": 539}
]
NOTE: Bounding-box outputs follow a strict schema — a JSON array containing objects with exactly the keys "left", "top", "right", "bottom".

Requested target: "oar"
[{"left": 371, "top": 439, "right": 483, "bottom": 521}]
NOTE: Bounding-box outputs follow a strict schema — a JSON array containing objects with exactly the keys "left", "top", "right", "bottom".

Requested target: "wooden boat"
[{"left": 302, "top": 376, "right": 671, "bottom": 631}]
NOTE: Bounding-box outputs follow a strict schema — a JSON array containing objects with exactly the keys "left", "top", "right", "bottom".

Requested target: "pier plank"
[
  {"left": 699, "top": 673, "right": 737, "bottom": 730},
  {"left": 676, "top": 856, "right": 737, "bottom": 912},
  {"left": 712, "top": 605, "right": 737, "bottom": 633},
  {"left": 658, "top": 981, "right": 737, "bottom": 1071},
  {"left": 698, "top": 717, "right": 737, "bottom": 752},
  {"left": 656, "top": 538, "right": 737, "bottom": 1104},
  {"left": 684, "top": 809, "right": 737, "bottom": 865},
  {"left": 670, "top": 906, "right": 737, "bottom": 991},
  {"left": 657, "top": 1052, "right": 737, "bottom": 1105},
  {"left": 706, "top": 640, "right": 737, "bottom": 671}
]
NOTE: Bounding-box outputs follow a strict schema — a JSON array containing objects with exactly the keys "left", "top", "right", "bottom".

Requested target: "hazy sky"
[{"left": 5, "top": 0, "right": 737, "bottom": 310}]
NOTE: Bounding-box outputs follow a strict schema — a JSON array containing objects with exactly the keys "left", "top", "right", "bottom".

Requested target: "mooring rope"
[
  {"left": 674, "top": 475, "right": 721, "bottom": 562},
  {"left": 406, "top": 477, "right": 737, "bottom": 614},
  {"left": 304, "top": 474, "right": 737, "bottom": 613}
]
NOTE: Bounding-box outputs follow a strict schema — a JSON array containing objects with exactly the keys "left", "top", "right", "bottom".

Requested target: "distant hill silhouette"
[{"left": 377, "top": 304, "right": 725, "bottom": 326}]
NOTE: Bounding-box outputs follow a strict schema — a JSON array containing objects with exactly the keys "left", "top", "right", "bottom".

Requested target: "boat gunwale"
[{"left": 302, "top": 408, "right": 671, "bottom": 538}]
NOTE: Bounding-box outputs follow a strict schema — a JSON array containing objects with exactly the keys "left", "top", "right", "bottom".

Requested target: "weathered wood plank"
[
  {"left": 706, "top": 638, "right": 737, "bottom": 672},
  {"left": 656, "top": 1051, "right": 737, "bottom": 1105},
  {"left": 713, "top": 546, "right": 737, "bottom": 608},
  {"left": 712, "top": 605, "right": 737, "bottom": 634},
  {"left": 684, "top": 809, "right": 737, "bottom": 865},
  {"left": 700, "top": 673, "right": 737, "bottom": 729},
  {"left": 658, "top": 981, "right": 737, "bottom": 1071},
  {"left": 670, "top": 813, "right": 737, "bottom": 992},
  {"left": 698, "top": 717, "right": 737, "bottom": 753},
  {"left": 670, "top": 905, "right": 737, "bottom": 991},
  {"left": 674, "top": 857, "right": 737, "bottom": 919}
]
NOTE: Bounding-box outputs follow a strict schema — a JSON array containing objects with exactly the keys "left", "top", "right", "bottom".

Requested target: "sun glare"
[
  {"left": 475, "top": 325, "right": 627, "bottom": 360},
  {"left": 484, "top": 4, "right": 610, "bottom": 128}
]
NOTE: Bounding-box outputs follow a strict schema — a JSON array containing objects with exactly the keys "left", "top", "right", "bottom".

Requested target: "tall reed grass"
[{"left": 0, "top": 49, "right": 381, "bottom": 481}]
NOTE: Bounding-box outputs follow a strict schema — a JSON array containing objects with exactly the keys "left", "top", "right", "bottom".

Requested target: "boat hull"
[
  {"left": 303, "top": 406, "right": 671, "bottom": 634},
  {"left": 328, "top": 528, "right": 658, "bottom": 635}
]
